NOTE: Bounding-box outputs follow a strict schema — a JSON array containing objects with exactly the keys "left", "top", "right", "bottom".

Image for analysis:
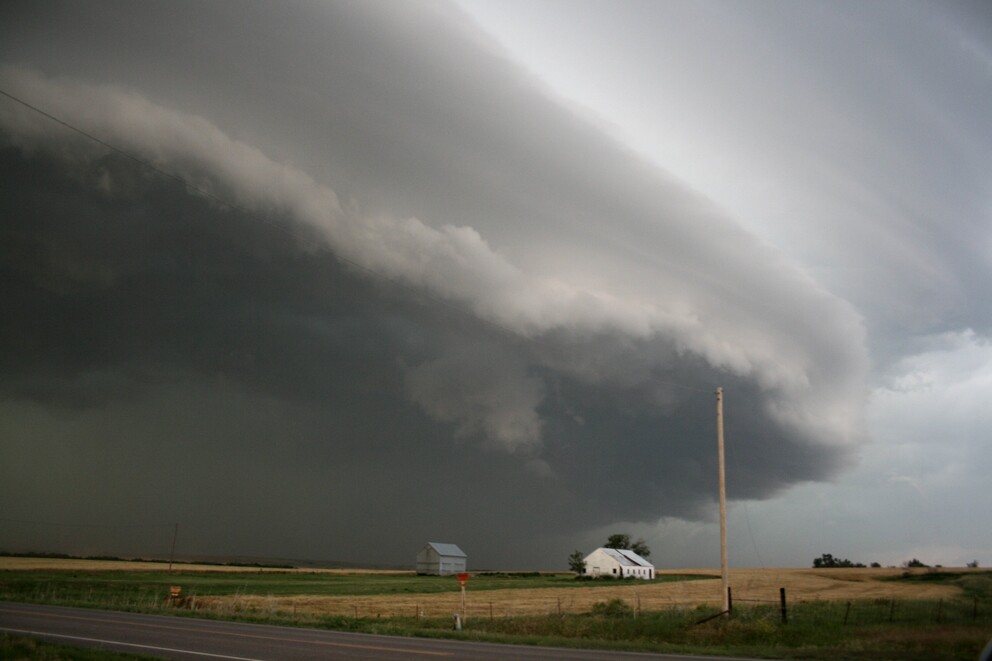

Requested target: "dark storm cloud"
[{"left": 0, "top": 1, "right": 868, "bottom": 567}]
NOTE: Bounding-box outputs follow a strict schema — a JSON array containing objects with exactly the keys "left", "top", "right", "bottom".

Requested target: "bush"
[{"left": 590, "top": 598, "right": 633, "bottom": 617}]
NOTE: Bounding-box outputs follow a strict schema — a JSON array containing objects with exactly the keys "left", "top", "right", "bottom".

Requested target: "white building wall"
[
  {"left": 437, "top": 556, "right": 466, "bottom": 575},
  {"left": 582, "top": 548, "right": 654, "bottom": 580},
  {"left": 416, "top": 546, "right": 440, "bottom": 575},
  {"left": 583, "top": 548, "right": 621, "bottom": 578},
  {"left": 416, "top": 544, "right": 467, "bottom": 575}
]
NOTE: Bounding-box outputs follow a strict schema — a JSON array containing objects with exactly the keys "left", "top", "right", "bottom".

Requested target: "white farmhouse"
[
  {"left": 582, "top": 547, "right": 655, "bottom": 579},
  {"left": 416, "top": 542, "right": 467, "bottom": 575}
]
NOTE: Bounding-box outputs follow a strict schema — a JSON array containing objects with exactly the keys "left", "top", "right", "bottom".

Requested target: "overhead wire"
[
  {"left": 0, "top": 517, "right": 173, "bottom": 530},
  {"left": 0, "top": 84, "right": 713, "bottom": 395},
  {"left": 1, "top": 85, "right": 734, "bottom": 564},
  {"left": 0, "top": 86, "right": 582, "bottom": 355}
]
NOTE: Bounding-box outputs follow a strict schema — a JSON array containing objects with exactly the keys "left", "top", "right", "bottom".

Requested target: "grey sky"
[{"left": 0, "top": 0, "right": 989, "bottom": 569}]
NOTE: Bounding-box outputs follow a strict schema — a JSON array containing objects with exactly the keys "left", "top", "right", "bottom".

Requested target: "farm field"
[
  {"left": 0, "top": 556, "right": 970, "bottom": 617},
  {"left": 184, "top": 566, "right": 971, "bottom": 619},
  {"left": 2, "top": 557, "right": 990, "bottom": 659}
]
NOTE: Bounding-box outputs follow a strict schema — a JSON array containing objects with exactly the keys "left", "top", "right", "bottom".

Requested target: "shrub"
[{"left": 590, "top": 598, "right": 633, "bottom": 617}]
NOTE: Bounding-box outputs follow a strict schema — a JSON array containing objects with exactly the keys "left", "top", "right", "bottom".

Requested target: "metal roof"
[
  {"left": 426, "top": 542, "right": 466, "bottom": 557},
  {"left": 599, "top": 547, "right": 653, "bottom": 567}
]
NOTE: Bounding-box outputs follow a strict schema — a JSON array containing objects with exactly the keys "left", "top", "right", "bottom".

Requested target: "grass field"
[{"left": 2, "top": 557, "right": 990, "bottom": 659}]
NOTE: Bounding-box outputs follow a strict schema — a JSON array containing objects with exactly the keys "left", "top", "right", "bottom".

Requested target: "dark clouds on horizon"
[{"left": 0, "top": 1, "right": 873, "bottom": 567}]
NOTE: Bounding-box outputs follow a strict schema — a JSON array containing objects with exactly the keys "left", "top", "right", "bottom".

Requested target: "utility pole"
[{"left": 716, "top": 387, "right": 729, "bottom": 614}]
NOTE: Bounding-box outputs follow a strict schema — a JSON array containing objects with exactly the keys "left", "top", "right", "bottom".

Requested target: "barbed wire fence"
[
  {"left": 716, "top": 586, "right": 988, "bottom": 627},
  {"left": 134, "top": 575, "right": 991, "bottom": 629}
]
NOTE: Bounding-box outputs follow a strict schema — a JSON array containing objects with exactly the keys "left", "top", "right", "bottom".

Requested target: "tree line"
[{"left": 813, "top": 553, "right": 978, "bottom": 569}]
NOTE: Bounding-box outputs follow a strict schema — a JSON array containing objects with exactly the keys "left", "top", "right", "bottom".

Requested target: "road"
[{"left": 0, "top": 601, "right": 764, "bottom": 660}]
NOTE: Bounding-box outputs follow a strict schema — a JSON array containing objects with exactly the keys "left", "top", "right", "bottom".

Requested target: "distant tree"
[
  {"left": 870, "top": 562, "right": 882, "bottom": 568},
  {"left": 813, "top": 553, "right": 864, "bottom": 568},
  {"left": 904, "top": 558, "right": 929, "bottom": 568},
  {"left": 813, "top": 553, "right": 834, "bottom": 568},
  {"left": 568, "top": 550, "right": 586, "bottom": 575},
  {"left": 604, "top": 534, "right": 650, "bottom": 558},
  {"left": 605, "top": 534, "right": 631, "bottom": 550},
  {"left": 967, "top": 560, "right": 979, "bottom": 568},
  {"left": 630, "top": 538, "right": 651, "bottom": 558}
]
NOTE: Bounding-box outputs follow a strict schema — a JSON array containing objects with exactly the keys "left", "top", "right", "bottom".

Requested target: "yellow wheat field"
[
  {"left": 195, "top": 567, "right": 969, "bottom": 619},
  {"left": 1, "top": 557, "right": 972, "bottom": 618}
]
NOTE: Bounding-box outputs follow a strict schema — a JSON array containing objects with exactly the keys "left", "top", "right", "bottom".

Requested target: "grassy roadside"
[
  {"left": 0, "top": 569, "right": 709, "bottom": 614},
  {"left": 1, "top": 566, "right": 990, "bottom": 659},
  {"left": 0, "top": 633, "right": 158, "bottom": 660}
]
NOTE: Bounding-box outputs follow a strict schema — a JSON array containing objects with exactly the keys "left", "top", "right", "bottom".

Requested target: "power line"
[
  {"left": 0, "top": 84, "right": 712, "bottom": 395},
  {"left": 654, "top": 378, "right": 713, "bottom": 395},
  {"left": 741, "top": 501, "right": 766, "bottom": 568},
  {"left": 0, "top": 85, "right": 531, "bottom": 341},
  {"left": 0, "top": 517, "right": 173, "bottom": 530}
]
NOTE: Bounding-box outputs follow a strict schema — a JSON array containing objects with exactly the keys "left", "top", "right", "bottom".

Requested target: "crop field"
[
  {"left": 0, "top": 557, "right": 970, "bottom": 617},
  {"left": 184, "top": 567, "right": 970, "bottom": 620},
  {"left": 2, "top": 557, "right": 991, "bottom": 659}
]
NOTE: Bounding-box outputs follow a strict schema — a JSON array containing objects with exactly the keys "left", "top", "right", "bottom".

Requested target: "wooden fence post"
[
  {"left": 727, "top": 586, "right": 733, "bottom": 614},
  {"left": 780, "top": 587, "right": 787, "bottom": 624}
]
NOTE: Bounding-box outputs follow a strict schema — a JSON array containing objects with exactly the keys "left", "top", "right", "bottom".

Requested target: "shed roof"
[
  {"left": 426, "top": 542, "right": 466, "bottom": 557},
  {"left": 599, "top": 547, "right": 653, "bottom": 568}
]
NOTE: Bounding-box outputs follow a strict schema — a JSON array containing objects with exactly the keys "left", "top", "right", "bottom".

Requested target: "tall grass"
[
  {"left": 0, "top": 633, "right": 158, "bottom": 660},
  {"left": 3, "top": 567, "right": 990, "bottom": 660},
  {"left": 404, "top": 598, "right": 992, "bottom": 660}
]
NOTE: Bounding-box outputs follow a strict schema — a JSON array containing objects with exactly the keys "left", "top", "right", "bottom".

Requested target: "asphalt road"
[{"left": 0, "top": 601, "right": 764, "bottom": 660}]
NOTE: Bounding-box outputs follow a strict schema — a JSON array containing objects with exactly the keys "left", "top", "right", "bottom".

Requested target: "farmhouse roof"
[
  {"left": 600, "top": 548, "right": 653, "bottom": 567},
  {"left": 426, "top": 542, "right": 466, "bottom": 557}
]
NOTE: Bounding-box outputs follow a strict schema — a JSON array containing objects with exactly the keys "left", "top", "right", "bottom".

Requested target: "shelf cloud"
[{"left": 4, "top": 0, "right": 980, "bottom": 568}]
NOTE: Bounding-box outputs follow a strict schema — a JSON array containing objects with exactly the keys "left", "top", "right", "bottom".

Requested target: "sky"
[{"left": 0, "top": 0, "right": 989, "bottom": 570}]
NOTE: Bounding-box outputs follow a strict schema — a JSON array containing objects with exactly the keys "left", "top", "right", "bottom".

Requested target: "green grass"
[
  {"left": 203, "top": 600, "right": 990, "bottom": 660},
  {"left": 889, "top": 568, "right": 992, "bottom": 602},
  {"left": 0, "top": 569, "right": 706, "bottom": 607},
  {"left": 0, "top": 633, "right": 158, "bottom": 660},
  {"left": 2, "top": 568, "right": 990, "bottom": 660},
  {"left": 412, "top": 595, "right": 991, "bottom": 660}
]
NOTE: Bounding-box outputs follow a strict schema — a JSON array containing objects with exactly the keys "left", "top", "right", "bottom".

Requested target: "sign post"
[{"left": 456, "top": 572, "right": 469, "bottom": 623}]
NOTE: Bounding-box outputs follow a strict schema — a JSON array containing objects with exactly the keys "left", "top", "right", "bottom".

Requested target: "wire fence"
[
  {"left": 182, "top": 588, "right": 989, "bottom": 629},
  {"left": 788, "top": 596, "right": 986, "bottom": 626},
  {"left": 720, "top": 586, "right": 989, "bottom": 627}
]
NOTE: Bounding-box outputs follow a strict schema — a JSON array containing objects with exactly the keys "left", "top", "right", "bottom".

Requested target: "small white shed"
[
  {"left": 582, "top": 547, "right": 655, "bottom": 579},
  {"left": 416, "top": 542, "right": 467, "bottom": 575}
]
